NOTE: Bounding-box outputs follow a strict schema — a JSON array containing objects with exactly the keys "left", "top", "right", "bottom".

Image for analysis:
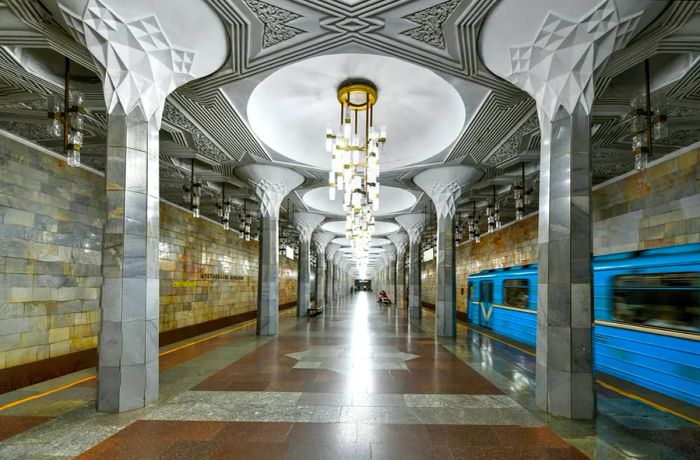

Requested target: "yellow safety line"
[
  {"left": 596, "top": 379, "right": 700, "bottom": 427},
  {"left": 0, "top": 375, "right": 96, "bottom": 412},
  {"left": 0, "top": 319, "right": 258, "bottom": 412},
  {"left": 159, "top": 319, "right": 256, "bottom": 357},
  {"left": 457, "top": 315, "right": 700, "bottom": 427}
]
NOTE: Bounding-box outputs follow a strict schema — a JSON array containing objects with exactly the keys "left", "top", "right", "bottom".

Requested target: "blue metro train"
[{"left": 466, "top": 243, "right": 700, "bottom": 407}]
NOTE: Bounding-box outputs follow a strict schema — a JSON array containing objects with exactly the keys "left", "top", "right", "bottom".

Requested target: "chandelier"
[
  {"left": 628, "top": 59, "right": 668, "bottom": 171},
  {"left": 325, "top": 79, "right": 386, "bottom": 262},
  {"left": 216, "top": 183, "right": 232, "bottom": 230},
  {"left": 47, "top": 58, "right": 85, "bottom": 167},
  {"left": 182, "top": 159, "right": 202, "bottom": 218}
]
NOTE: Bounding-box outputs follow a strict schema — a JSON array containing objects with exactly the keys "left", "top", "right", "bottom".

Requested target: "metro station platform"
[{"left": 0, "top": 293, "right": 696, "bottom": 459}]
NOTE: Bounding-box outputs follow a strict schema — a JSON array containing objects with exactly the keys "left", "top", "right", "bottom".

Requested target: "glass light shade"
[
  {"left": 47, "top": 119, "right": 62, "bottom": 137},
  {"left": 653, "top": 117, "right": 668, "bottom": 140},
  {"left": 70, "top": 90, "right": 84, "bottom": 107},
  {"left": 47, "top": 94, "right": 62, "bottom": 113},
  {"left": 635, "top": 152, "right": 648, "bottom": 171},
  {"left": 69, "top": 131, "right": 83, "bottom": 147},
  {"left": 67, "top": 150, "right": 80, "bottom": 167},
  {"left": 70, "top": 112, "right": 84, "bottom": 130}
]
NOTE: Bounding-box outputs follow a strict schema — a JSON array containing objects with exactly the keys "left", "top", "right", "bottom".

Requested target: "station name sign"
[{"left": 200, "top": 274, "right": 246, "bottom": 281}]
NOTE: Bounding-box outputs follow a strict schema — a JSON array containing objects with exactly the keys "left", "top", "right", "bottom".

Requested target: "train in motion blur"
[{"left": 466, "top": 243, "right": 700, "bottom": 407}]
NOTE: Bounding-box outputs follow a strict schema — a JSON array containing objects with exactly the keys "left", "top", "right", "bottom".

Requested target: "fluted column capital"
[
  {"left": 326, "top": 243, "right": 340, "bottom": 262},
  {"left": 60, "top": 0, "right": 226, "bottom": 127},
  {"left": 387, "top": 233, "right": 408, "bottom": 258},
  {"left": 395, "top": 214, "right": 426, "bottom": 245},
  {"left": 384, "top": 245, "right": 396, "bottom": 262},
  {"left": 481, "top": 0, "right": 643, "bottom": 124},
  {"left": 312, "top": 231, "right": 335, "bottom": 254},
  {"left": 236, "top": 165, "right": 304, "bottom": 219},
  {"left": 294, "top": 213, "right": 324, "bottom": 243},
  {"left": 413, "top": 166, "right": 483, "bottom": 220}
]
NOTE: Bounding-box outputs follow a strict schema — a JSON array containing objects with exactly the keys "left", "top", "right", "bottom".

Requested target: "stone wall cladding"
[
  {"left": 279, "top": 255, "right": 298, "bottom": 307},
  {"left": 592, "top": 146, "right": 700, "bottom": 254},
  {"left": 159, "top": 203, "right": 259, "bottom": 331},
  {"left": 0, "top": 134, "right": 299, "bottom": 370},
  {"left": 0, "top": 136, "right": 105, "bottom": 369},
  {"left": 423, "top": 145, "right": 700, "bottom": 314},
  {"left": 421, "top": 258, "right": 435, "bottom": 307}
]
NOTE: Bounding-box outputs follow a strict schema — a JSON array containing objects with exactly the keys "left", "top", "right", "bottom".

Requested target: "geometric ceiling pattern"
[
  {"left": 504, "top": 0, "right": 641, "bottom": 122},
  {"left": 1, "top": 0, "right": 700, "bottom": 236}
]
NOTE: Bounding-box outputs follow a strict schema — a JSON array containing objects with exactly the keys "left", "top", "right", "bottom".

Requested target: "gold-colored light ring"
[{"left": 337, "top": 81, "right": 377, "bottom": 110}]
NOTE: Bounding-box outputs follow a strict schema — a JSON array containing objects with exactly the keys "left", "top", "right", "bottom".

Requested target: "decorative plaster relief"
[
  {"left": 162, "top": 102, "right": 228, "bottom": 163},
  {"left": 401, "top": 0, "right": 459, "bottom": 50},
  {"left": 60, "top": 0, "right": 196, "bottom": 126},
  {"left": 245, "top": 0, "right": 305, "bottom": 48},
  {"left": 484, "top": 112, "right": 540, "bottom": 166},
  {"left": 506, "top": 0, "right": 641, "bottom": 122}
]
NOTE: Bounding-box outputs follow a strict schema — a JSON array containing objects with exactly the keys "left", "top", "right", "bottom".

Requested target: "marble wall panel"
[
  {"left": 0, "top": 135, "right": 104, "bottom": 369},
  {"left": 0, "top": 134, "right": 299, "bottom": 370}
]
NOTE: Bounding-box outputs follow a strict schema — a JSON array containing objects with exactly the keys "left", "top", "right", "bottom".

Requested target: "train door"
[
  {"left": 479, "top": 280, "right": 494, "bottom": 328},
  {"left": 467, "top": 281, "right": 476, "bottom": 323}
]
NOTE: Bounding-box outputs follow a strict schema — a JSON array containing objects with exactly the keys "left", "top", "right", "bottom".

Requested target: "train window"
[
  {"left": 468, "top": 282, "right": 475, "bottom": 300},
  {"left": 480, "top": 281, "right": 493, "bottom": 302},
  {"left": 612, "top": 273, "right": 700, "bottom": 333},
  {"left": 503, "top": 279, "right": 529, "bottom": 308}
]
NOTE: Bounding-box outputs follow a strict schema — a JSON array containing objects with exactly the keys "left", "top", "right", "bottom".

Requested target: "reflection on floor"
[{"left": 0, "top": 292, "right": 697, "bottom": 459}]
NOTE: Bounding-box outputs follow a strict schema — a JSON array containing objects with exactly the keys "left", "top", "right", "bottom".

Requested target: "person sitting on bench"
[{"left": 377, "top": 290, "right": 392, "bottom": 304}]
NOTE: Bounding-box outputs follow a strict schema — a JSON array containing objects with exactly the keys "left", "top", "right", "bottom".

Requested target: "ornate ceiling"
[{"left": 1, "top": 0, "right": 700, "bottom": 239}]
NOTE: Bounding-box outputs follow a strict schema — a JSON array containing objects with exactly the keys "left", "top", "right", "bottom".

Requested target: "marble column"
[
  {"left": 534, "top": 105, "right": 595, "bottom": 418},
  {"left": 333, "top": 252, "right": 343, "bottom": 301},
  {"left": 313, "top": 233, "right": 335, "bottom": 308},
  {"left": 396, "top": 214, "right": 425, "bottom": 319},
  {"left": 98, "top": 114, "right": 160, "bottom": 413},
  {"left": 388, "top": 233, "right": 408, "bottom": 309},
  {"left": 414, "top": 166, "right": 482, "bottom": 337},
  {"left": 236, "top": 165, "right": 303, "bottom": 335},
  {"left": 294, "top": 213, "right": 324, "bottom": 317},
  {"left": 384, "top": 245, "right": 397, "bottom": 304},
  {"left": 59, "top": 0, "right": 226, "bottom": 412},
  {"left": 477, "top": 0, "right": 643, "bottom": 418},
  {"left": 325, "top": 244, "right": 340, "bottom": 306}
]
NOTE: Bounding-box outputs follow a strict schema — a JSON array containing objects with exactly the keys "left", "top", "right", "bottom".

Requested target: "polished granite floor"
[{"left": 0, "top": 292, "right": 698, "bottom": 459}]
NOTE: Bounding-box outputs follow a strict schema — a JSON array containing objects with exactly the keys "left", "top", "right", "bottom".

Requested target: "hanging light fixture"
[
  {"left": 514, "top": 163, "right": 525, "bottom": 221},
  {"left": 47, "top": 58, "right": 85, "bottom": 167},
  {"left": 325, "top": 79, "right": 386, "bottom": 265},
  {"left": 492, "top": 186, "right": 502, "bottom": 230},
  {"left": 238, "top": 200, "right": 246, "bottom": 239},
  {"left": 279, "top": 226, "right": 286, "bottom": 256},
  {"left": 472, "top": 202, "right": 481, "bottom": 243},
  {"left": 216, "top": 183, "right": 232, "bottom": 230},
  {"left": 455, "top": 212, "right": 463, "bottom": 244},
  {"left": 182, "top": 158, "right": 202, "bottom": 218},
  {"left": 629, "top": 59, "right": 668, "bottom": 171},
  {"left": 486, "top": 190, "right": 495, "bottom": 234}
]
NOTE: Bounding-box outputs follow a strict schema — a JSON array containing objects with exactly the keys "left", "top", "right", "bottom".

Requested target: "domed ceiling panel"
[
  {"left": 303, "top": 185, "right": 416, "bottom": 216},
  {"left": 322, "top": 220, "right": 400, "bottom": 235},
  {"left": 244, "top": 53, "right": 470, "bottom": 170}
]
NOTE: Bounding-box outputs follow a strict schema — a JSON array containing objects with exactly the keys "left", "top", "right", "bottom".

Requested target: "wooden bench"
[{"left": 307, "top": 305, "right": 325, "bottom": 317}]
